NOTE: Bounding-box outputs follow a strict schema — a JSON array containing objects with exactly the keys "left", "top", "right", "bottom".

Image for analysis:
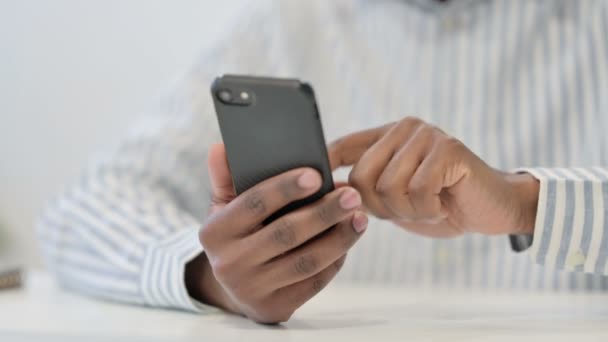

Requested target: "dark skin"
[
  {"left": 328, "top": 117, "right": 539, "bottom": 237},
  {"left": 186, "top": 116, "right": 539, "bottom": 324},
  {"left": 186, "top": 143, "right": 368, "bottom": 324}
]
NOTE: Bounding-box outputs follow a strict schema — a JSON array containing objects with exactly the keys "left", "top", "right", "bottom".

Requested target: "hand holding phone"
[
  {"left": 187, "top": 144, "right": 367, "bottom": 323},
  {"left": 185, "top": 76, "right": 368, "bottom": 323}
]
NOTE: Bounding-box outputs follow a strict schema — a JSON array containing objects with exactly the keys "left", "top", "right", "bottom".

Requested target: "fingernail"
[
  {"left": 339, "top": 188, "right": 361, "bottom": 210},
  {"left": 352, "top": 212, "right": 368, "bottom": 233},
  {"left": 298, "top": 170, "right": 321, "bottom": 189}
]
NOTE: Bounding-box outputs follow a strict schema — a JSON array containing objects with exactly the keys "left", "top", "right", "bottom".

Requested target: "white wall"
[{"left": 0, "top": 0, "right": 246, "bottom": 266}]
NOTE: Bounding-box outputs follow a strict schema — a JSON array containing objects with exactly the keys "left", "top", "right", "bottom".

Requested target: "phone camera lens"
[{"left": 217, "top": 89, "right": 233, "bottom": 103}]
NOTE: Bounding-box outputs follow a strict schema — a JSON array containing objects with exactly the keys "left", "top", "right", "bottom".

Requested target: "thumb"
[{"left": 208, "top": 143, "right": 235, "bottom": 202}]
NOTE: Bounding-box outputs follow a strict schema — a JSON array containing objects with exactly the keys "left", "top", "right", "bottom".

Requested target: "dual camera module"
[{"left": 216, "top": 89, "right": 254, "bottom": 106}]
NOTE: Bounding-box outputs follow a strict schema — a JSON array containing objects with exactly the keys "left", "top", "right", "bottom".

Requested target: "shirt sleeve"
[
  {"left": 36, "top": 79, "right": 221, "bottom": 311},
  {"left": 516, "top": 167, "right": 608, "bottom": 276},
  {"left": 36, "top": 2, "right": 282, "bottom": 312}
]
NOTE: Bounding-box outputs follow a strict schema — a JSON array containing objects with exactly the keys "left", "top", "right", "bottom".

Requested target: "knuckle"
[
  {"left": 246, "top": 224, "right": 263, "bottom": 236},
  {"left": 439, "top": 136, "right": 464, "bottom": 154},
  {"left": 337, "top": 222, "right": 357, "bottom": 248},
  {"left": 209, "top": 251, "right": 244, "bottom": 282},
  {"left": 430, "top": 124, "right": 447, "bottom": 136},
  {"left": 232, "top": 275, "right": 269, "bottom": 302},
  {"left": 414, "top": 124, "right": 437, "bottom": 143},
  {"left": 243, "top": 189, "right": 267, "bottom": 215},
  {"left": 294, "top": 254, "right": 318, "bottom": 275},
  {"left": 315, "top": 202, "right": 334, "bottom": 225},
  {"left": 334, "top": 256, "right": 347, "bottom": 271},
  {"left": 198, "top": 216, "right": 221, "bottom": 248},
  {"left": 402, "top": 116, "right": 424, "bottom": 127},
  {"left": 278, "top": 177, "right": 301, "bottom": 201},
  {"left": 348, "top": 168, "right": 371, "bottom": 190},
  {"left": 271, "top": 218, "right": 297, "bottom": 247},
  {"left": 198, "top": 224, "right": 214, "bottom": 247},
  {"left": 210, "top": 257, "right": 232, "bottom": 279},
  {"left": 408, "top": 179, "right": 430, "bottom": 198},
  {"left": 418, "top": 123, "right": 435, "bottom": 136},
  {"left": 231, "top": 281, "right": 259, "bottom": 301},
  {"left": 375, "top": 179, "right": 395, "bottom": 198},
  {"left": 312, "top": 277, "right": 326, "bottom": 293}
]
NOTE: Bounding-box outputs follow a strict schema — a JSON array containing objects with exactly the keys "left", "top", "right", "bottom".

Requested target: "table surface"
[{"left": 1, "top": 273, "right": 607, "bottom": 342}]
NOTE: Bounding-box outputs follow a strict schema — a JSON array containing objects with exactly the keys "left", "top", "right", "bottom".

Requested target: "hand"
[
  {"left": 186, "top": 144, "right": 367, "bottom": 324},
  {"left": 328, "top": 117, "right": 539, "bottom": 238}
]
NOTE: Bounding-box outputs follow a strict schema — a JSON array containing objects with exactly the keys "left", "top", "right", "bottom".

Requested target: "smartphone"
[{"left": 211, "top": 75, "right": 334, "bottom": 222}]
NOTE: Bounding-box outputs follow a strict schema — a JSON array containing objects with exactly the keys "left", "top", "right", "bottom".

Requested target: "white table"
[{"left": 1, "top": 273, "right": 607, "bottom": 342}]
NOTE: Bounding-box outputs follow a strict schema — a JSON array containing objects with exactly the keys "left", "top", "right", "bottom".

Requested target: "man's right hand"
[{"left": 185, "top": 144, "right": 367, "bottom": 324}]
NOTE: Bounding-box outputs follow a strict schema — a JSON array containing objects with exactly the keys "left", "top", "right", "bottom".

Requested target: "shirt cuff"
[
  {"left": 506, "top": 168, "right": 542, "bottom": 253},
  {"left": 514, "top": 168, "right": 556, "bottom": 262},
  {"left": 513, "top": 167, "right": 606, "bottom": 274},
  {"left": 140, "top": 226, "right": 217, "bottom": 312}
]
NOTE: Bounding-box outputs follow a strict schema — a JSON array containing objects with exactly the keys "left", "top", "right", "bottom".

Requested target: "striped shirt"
[{"left": 37, "top": 0, "right": 608, "bottom": 312}]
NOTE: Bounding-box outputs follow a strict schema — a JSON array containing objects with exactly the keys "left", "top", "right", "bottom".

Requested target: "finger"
[
  {"left": 273, "top": 255, "right": 347, "bottom": 311},
  {"left": 348, "top": 118, "right": 424, "bottom": 219},
  {"left": 249, "top": 187, "right": 362, "bottom": 262},
  {"left": 375, "top": 125, "right": 436, "bottom": 219},
  {"left": 328, "top": 123, "right": 394, "bottom": 170},
  {"left": 407, "top": 138, "right": 469, "bottom": 220},
  {"left": 262, "top": 211, "right": 367, "bottom": 289},
  {"left": 208, "top": 143, "right": 235, "bottom": 202},
  {"left": 205, "top": 168, "right": 323, "bottom": 238},
  {"left": 333, "top": 181, "right": 349, "bottom": 189},
  {"left": 407, "top": 145, "right": 451, "bottom": 220}
]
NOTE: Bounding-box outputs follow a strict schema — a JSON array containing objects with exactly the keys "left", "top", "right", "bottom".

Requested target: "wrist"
[
  {"left": 505, "top": 172, "right": 539, "bottom": 235},
  {"left": 185, "top": 252, "right": 238, "bottom": 313}
]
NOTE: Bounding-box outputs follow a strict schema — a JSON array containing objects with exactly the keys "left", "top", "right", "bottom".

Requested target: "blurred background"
[{"left": 0, "top": 0, "right": 246, "bottom": 267}]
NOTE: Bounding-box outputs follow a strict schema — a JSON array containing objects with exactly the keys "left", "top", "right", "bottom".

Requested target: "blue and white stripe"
[{"left": 38, "top": 0, "right": 608, "bottom": 312}]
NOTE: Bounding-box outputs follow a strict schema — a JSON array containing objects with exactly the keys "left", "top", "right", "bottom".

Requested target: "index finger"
[{"left": 328, "top": 122, "right": 394, "bottom": 170}]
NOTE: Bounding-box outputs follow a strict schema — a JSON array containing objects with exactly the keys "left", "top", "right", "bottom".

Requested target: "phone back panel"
[{"left": 211, "top": 75, "right": 334, "bottom": 220}]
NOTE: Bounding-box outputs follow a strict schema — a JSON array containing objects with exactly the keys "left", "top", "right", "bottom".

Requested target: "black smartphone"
[{"left": 211, "top": 75, "right": 334, "bottom": 222}]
